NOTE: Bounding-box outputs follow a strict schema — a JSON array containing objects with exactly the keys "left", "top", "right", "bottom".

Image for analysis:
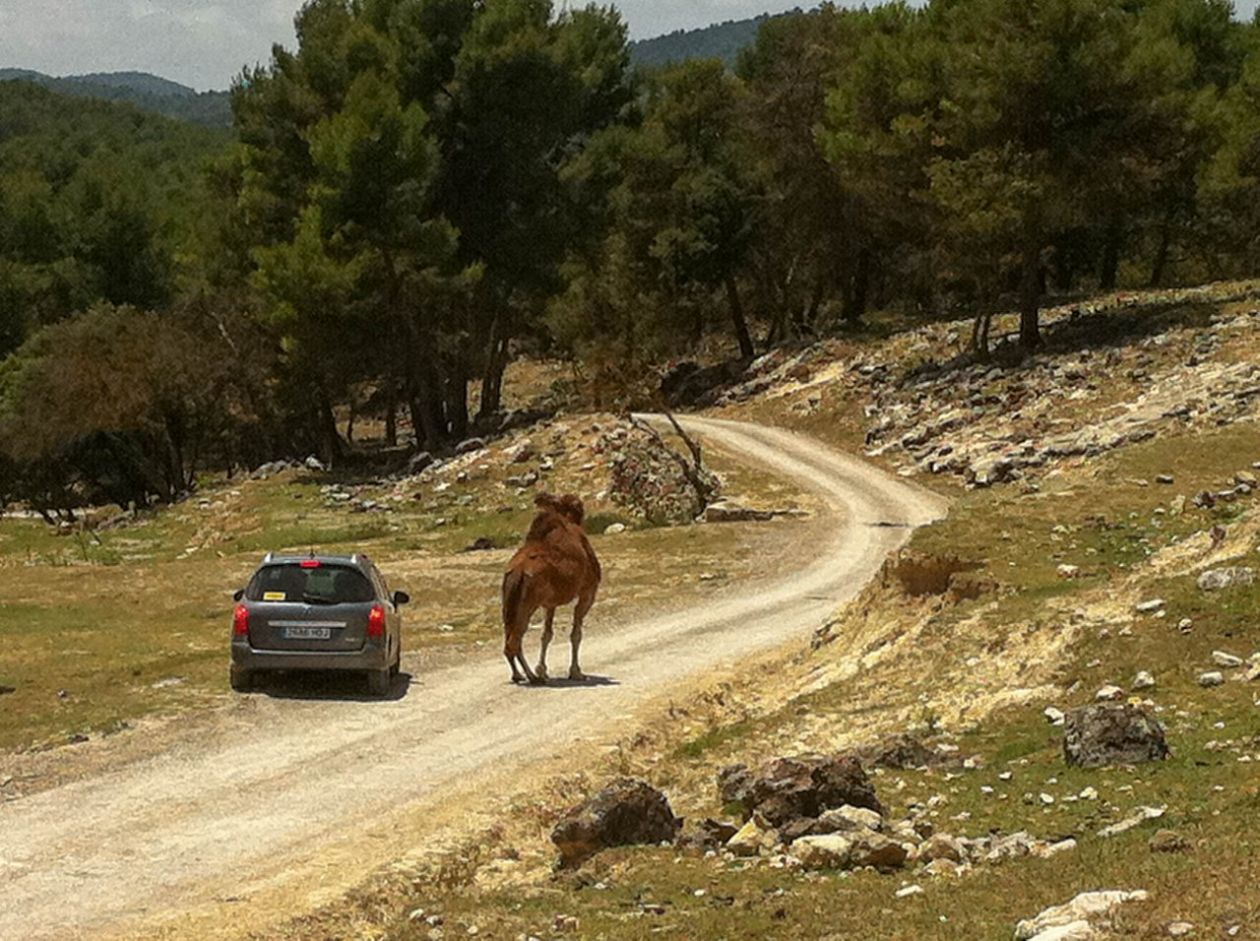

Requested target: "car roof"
[{"left": 257, "top": 553, "right": 374, "bottom": 572}]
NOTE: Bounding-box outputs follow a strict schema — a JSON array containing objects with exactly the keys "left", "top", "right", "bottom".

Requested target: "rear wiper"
[{"left": 302, "top": 594, "right": 338, "bottom": 606}]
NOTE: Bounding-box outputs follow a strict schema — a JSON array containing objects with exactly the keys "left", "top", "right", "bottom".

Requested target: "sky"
[{"left": 0, "top": 0, "right": 820, "bottom": 92}]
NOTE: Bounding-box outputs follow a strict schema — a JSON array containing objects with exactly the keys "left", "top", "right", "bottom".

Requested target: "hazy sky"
[{"left": 0, "top": 0, "right": 820, "bottom": 91}]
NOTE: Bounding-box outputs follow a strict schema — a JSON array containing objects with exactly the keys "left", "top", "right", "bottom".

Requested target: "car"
[{"left": 230, "top": 553, "right": 409, "bottom": 696}]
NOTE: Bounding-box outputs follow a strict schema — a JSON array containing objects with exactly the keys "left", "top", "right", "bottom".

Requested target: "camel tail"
[{"left": 502, "top": 569, "right": 529, "bottom": 629}]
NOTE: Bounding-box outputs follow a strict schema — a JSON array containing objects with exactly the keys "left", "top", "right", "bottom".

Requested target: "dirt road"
[{"left": 0, "top": 417, "right": 946, "bottom": 941}]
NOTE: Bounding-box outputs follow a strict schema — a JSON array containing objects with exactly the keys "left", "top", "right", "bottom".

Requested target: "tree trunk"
[
  {"left": 1099, "top": 218, "right": 1122, "bottom": 291},
  {"left": 1149, "top": 209, "right": 1174, "bottom": 288},
  {"left": 446, "top": 348, "right": 470, "bottom": 442},
  {"left": 479, "top": 334, "right": 509, "bottom": 422},
  {"left": 317, "top": 392, "right": 342, "bottom": 466},
  {"left": 724, "top": 274, "right": 755, "bottom": 360},
  {"left": 842, "top": 248, "right": 871, "bottom": 325},
  {"left": 384, "top": 383, "right": 397, "bottom": 448},
  {"left": 1019, "top": 239, "right": 1043, "bottom": 350}
]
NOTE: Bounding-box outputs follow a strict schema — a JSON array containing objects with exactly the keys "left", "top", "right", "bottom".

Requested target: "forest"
[{"left": 3, "top": 0, "right": 1260, "bottom": 518}]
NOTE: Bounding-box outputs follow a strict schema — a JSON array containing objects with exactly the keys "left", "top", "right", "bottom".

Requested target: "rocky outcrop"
[
  {"left": 718, "top": 754, "right": 882, "bottom": 832},
  {"left": 1063, "top": 704, "right": 1170, "bottom": 768},
  {"left": 550, "top": 778, "right": 681, "bottom": 867},
  {"left": 1014, "top": 890, "right": 1150, "bottom": 941}
]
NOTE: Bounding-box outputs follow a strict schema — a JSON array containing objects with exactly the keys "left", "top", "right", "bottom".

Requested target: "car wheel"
[
  {"left": 367, "top": 667, "right": 391, "bottom": 697},
  {"left": 229, "top": 665, "right": 253, "bottom": 693}
]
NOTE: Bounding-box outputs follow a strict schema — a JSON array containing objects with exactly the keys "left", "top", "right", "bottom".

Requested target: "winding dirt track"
[{"left": 0, "top": 417, "right": 946, "bottom": 941}]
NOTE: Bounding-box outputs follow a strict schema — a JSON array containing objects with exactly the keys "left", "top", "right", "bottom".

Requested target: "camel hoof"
[
  {"left": 535, "top": 666, "right": 549, "bottom": 681},
  {"left": 529, "top": 675, "right": 548, "bottom": 687},
  {"left": 569, "top": 669, "right": 587, "bottom": 682}
]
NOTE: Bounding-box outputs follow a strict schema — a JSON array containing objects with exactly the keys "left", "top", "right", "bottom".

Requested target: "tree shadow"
[{"left": 252, "top": 671, "right": 414, "bottom": 703}]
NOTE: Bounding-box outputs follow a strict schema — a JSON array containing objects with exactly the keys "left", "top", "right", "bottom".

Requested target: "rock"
[
  {"left": 603, "top": 523, "right": 627, "bottom": 536},
  {"left": 1211, "top": 650, "right": 1245, "bottom": 668},
  {"left": 1057, "top": 564, "right": 1081, "bottom": 579},
  {"left": 854, "top": 733, "right": 937, "bottom": 770},
  {"left": 726, "top": 819, "right": 776, "bottom": 857},
  {"left": 815, "top": 805, "right": 882, "bottom": 834},
  {"left": 550, "top": 778, "right": 681, "bottom": 867},
  {"left": 1149, "top": 829, "right": 1190, "bottom": 853},
  {"left": 895, "top": 884, "right": 925, "bottom": 899},
  {"left": 721, "top": 754, "right": 882, "bottom": 830},
  {"left": 1132, "top": 671, "right": 1156, "bottom": 691},
  {"left": 1098, "top": 805, "right": 1166, "bottom": 838},
  {"left": 1021, "top": 922, "right": 1097, "bottom": 941},
  {"left": 1197, "top": 568, "right": 1255, "bottom": 591},
  {"left": 455, "top": 437, "right": 487, "bottom": 455},
  {"left": 919, "top": 833, "right": 966, "bottom": 864},
  {"left": 1095, "top": 685, "right": 1125, "bottom": 702},
  {"left": 924, "top": 858, "right": 963, "bottom": 879},
  {"left": 1032, "top": 838, "right": 1078, "bottom": 859},
  {"left": 703, "top": 502, "right": 776, "bottom": 524},
  {"left": 847, "top": 832, "right": 909, "bottom": 871},
  {"left": 1063, "top": 704, "right": 1170, "bottom": 768},
  {"left": 1044, "top": 706, "right": 1066, "bottom": 726},
  {"left": 1156, "top": 474, "right": 1175, "bottom": 485},
  {"left": 1135, "top": 598, "right": 1166, "bottom": 614},
  {"left": 985, "top": 831, "right": 1037, "bottom": 862},
  {"left": 0, "top": 685, "right": 15, "bottom": 696},
  {"left": 1198, "top": 671, "right": 1225, "bottom": 688},
  {"left": 1167, "top": 922, "right": 1195, "bottom": 937},
  {"left": 1014, "top": 891, "right": 1150, "bottom": 941},
  {"left": 304, "top": 455, "right": 326, "bottom": 471},
  {"left": 464, "top": 537, "right": 496, "bottom": 553},
  {"left": 680, "top": 818, "right": 739, "bottom": 850},
  {"left": 790, "top": 834, "right": 854, "bottom": 869},
  {"left": 407, "top": 451, "right": 435, "bottom": 474}
]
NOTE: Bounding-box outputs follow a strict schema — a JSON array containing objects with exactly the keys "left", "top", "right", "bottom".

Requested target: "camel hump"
[{"left": 535, "top": 492, "right": 586, "bottom": 526}]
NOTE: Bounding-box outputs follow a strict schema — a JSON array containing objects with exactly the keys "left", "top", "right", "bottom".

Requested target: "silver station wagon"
[{"left": 230, "top": 554, "right": 408, "bottom": 696}]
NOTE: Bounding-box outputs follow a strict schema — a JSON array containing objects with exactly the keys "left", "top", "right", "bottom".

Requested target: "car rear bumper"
[{"left": 231, "top": 641, "right": 389, "bottom": 673}]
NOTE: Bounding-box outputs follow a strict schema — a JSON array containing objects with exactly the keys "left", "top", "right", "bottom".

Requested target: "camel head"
[{"left": 535, "top": 492, "right": 586, "bottom": 525}]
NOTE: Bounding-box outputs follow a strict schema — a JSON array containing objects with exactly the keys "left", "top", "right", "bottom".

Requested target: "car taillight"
[
  {"left": 367, "top": 604, "right": 386, "bottom": 639},
  {"left": 233, "top": 604, "right": 250, "bottom": 637}
]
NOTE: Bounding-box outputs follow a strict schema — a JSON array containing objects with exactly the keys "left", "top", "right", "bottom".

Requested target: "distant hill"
[
  {"left": 630, "top": 13, "right": 786, "bottom": 69},
  {"left": 0, "top": 69, "right": 231, "bottom": 128}
]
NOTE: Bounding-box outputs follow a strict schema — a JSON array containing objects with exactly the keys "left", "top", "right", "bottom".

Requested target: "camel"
[{"left": 501, "top": 493, "right": 602, "bottom": 685}]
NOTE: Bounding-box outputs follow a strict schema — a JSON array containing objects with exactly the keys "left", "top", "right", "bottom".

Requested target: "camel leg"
[
  {"left": 535, "top": 608, "right": 556, "bottom": 682},
  {"left": 504, "top": 607, "right": 539, "bottom": 685},
  {"left": 569, "top": 594, "right": 595, "bottom": 681}
]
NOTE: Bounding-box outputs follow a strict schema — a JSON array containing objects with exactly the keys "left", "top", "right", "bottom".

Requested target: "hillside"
[
  {"left": 0, "top": 68, "right": 231, "bottom": 127},
  {"left": 630, "top": 14, "right": 777, "bottom": 68}
]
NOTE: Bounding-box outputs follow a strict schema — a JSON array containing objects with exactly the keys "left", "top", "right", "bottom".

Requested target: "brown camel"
[{"left": 501, "top": 493, "right": 602, "bottom": 685}]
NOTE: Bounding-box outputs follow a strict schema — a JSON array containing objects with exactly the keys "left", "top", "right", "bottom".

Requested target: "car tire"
[
  {"left": 367, "top": 667, "right": 391, "bottom": 697},
  {"left": 229, "top": 665, "right": 253, "bottom": 693},
  {"left": 391, "top": 642, "right": 402, "bottom": 677}
]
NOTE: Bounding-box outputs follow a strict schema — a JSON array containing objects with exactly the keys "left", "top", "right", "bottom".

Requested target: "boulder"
[
  {"left": 1014, "top": 891, "right": 1149, "bottom": 941},
  {"left": 1148, "top": 829, "right": 1190, "bottom": 853},
  {"left": 407, "top": 451, "right": 435, "bottom": 474},
  {"left": 1197, "top": 567, "right": 1255, "bottom": 591},
  {"left": 550, "top": 778, "right": 681, "bottom": 867},
  {"left": 1063, "top": 704, "right": 1170, "bottom": 768},
  {"left": 455, "top": 437, "right": 487, "bottom": 455},
  {"left": 854, "top": 733, "right": 937, "bottom": 770},
  {"left": 814, "top": 805, "right": 882, "bottom": 834},
  {"left": 847, "top": 832, "right": 909, "bottom": 871},
  {"left": 1211, "top": 650, "right": 1245, "bottom": 668},
  {"left": 918, "top": 833, "right": 966, "bottom": 864},
  {"left": 1198, "top": 671, "right": 1224, "bottom": 688},
  {"left": 679, "top": 818, "right": 739, "bottom": 850},
  {"left": 726, "top": 818, "right": 776, "bottom": 857},
  {"left": 703, "top": 502, "right": 776, "bottom": 524},
  {"left": 720, "top": 754, "right": 882, "bottom": 831},
  {"left": 790, "top": 834, "right": 854, "bottom": 870}
]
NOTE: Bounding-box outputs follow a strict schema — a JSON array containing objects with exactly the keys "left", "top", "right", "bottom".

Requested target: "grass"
[
  {"left": 0, "top": 434, "right": 811, "bottom": 754},
  {"left": 291, "top": 418, "right": 1260, "bottom": 941}
]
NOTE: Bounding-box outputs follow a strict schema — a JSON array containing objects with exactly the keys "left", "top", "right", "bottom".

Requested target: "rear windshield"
[{"left": 245, "top": 564, "right": 374, "bottom": 605}]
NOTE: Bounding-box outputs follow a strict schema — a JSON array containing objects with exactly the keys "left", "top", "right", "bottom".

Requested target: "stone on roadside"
[
  {"left": 455, "top": 437, "right": 487, "bottom": 455},
  {"left": 1167, "top": 922, "right": 1195, "bottom": 937},
  {"left": 1095, "top": 685, "right": 1125, "bottom": 702},
  {"left": 853, "top": 733, "right": 938, "bottom": 770},
  {"left": 1098, "top": 805, "right": 1166, "bottom": 838},
  {"left": 1045, "top": 706, "right": 1066, "bottom": 726},
  {"left": 918, "top": 833, "right": 966, "bottom": 864},
  {"left": 1132, "top": 671, "right": 1156, "bottom": 691},
  {"left": 1198, "top": 671, "right": 1225, "bottom": 688},
  {"left": 550, "top": 778, "right": 681, "bottom": 867},
  {"left": 407, "top": 451, "right": 435, "bottom": 474},
  {"left": 719, "top": 754, "right": 882, "bottom": 831},
  {"left": 1032, "top": 838, "right": 1078, "bottom": 859},
  {"left": 702, "top": 502, "right": 776, "bottom": 524},
  {"left": 815, "top": 805, "right": 882, "bottom": 834},
  {"left": 1135, "top": 599, "right": 1166, "bottom": 614},
  {"left": 603, "top": 523, "right": 627, "bottom": 536},
  {"left": 1063, "top": 704, "right": 1170, "bottom": 768}
]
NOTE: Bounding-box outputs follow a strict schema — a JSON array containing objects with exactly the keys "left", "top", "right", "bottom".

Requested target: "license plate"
[{"left": 284, "top": 626, "right": 332, "bottom": 640}]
